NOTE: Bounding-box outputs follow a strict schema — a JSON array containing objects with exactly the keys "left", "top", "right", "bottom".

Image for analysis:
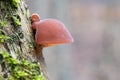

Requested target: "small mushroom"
[
  {"left": 31, "top": 13, "right": 73, "bottom": 47},
  {"left": 31, "top": 13, "right": 40, "bottom": 29}
]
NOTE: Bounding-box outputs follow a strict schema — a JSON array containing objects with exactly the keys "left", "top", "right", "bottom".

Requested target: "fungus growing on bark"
[
  {"left": 31, "top": 13, "right": 73, "bottom": 47},
  {"left": 30, "top": 13, "right": 74, "bottom": 80},
  {"left": 31, "top": 13, "right": 40, "bottom": 29}
]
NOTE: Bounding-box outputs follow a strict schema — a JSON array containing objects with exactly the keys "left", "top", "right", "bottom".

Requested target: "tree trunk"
[{"left": 0, "top": 0, "right": 48, "bottom": 80}]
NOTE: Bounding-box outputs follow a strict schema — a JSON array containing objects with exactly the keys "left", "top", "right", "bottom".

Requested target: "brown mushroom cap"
[{"left": 35, "top": 19, "right": 74, "bottom": 47}]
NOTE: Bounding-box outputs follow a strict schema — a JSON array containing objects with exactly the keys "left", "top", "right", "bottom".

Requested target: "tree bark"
[{"left": 0, "top": 0, "right": 48, "bottom": 80}]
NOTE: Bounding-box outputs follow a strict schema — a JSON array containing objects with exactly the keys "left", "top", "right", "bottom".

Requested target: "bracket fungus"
[{"left": 31, "top": 13, "right": 74, "bottom": 47}]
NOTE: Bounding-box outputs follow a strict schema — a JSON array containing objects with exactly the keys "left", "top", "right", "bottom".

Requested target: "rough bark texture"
[
  {"left": 0, "top": 0, "right": 35, "bottom": 61},
  {"left": 0, "top": 0, "right": 48, "bottom": 80}
]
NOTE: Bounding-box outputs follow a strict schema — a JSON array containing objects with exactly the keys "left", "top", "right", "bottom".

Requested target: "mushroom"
[
  {"left": 30, "top": 13, "right": 74, "bottom": 80},
  {"left": 31, "top": 13, "right": 73, "bottom": 47},
  {"left": 30, "top": 13, "right": 40, "bottom": 29}
]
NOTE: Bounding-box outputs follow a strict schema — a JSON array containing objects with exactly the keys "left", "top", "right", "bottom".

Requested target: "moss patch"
[
  {"left": 0, "top": 51, "right": 46, "bottom": 80},
  {"left": 0, "top": 21, "right": 7, "bottom": 29},
  {"left": 0, "top": 30, "right": 10, "bottom": 43},
  {"left": 11, "top": 14, "right": 21, "bottom": 27}
]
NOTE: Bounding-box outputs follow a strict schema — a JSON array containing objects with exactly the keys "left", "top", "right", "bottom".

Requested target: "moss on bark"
[{"left": 0, "top": 0, "right": 46, "bottom": 79}]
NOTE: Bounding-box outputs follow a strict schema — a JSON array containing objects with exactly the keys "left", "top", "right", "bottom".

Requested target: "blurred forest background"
[{"left": 26, "top": 0, "right": 120, "bottom": 80}]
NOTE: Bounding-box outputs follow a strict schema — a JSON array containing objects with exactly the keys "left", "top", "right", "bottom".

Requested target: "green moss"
[
  {"left": 11, "top": 15, "right": 21, "bottom": 27},
  {"left": 11, "top": 0, "right": 20, "bottom": 8},
  {"left": 0, "top": 51, "right": 46, "bottom": 80},
  {"left": 0, "top": 35, "right": 10, "bottom": 43},
  {"left": 26, "top": 9, "right": 30, "bottom": 20},
  {"left": 0, "top": 21, "right": 7, "bottom": 29},
  {"left": 1, "top": 0, "right": 18, "bottom": 11},
  {"left": 0, "top": 75, "right": 4, "bottom": 80},
  {"left": 0, "top": 31, "right": 10, "bottom": 43},
  {"left": 0, "top": 0, "right": 45, "bottom": 79}
]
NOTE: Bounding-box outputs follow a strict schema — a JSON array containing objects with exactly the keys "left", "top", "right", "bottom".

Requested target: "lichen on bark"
[{"left": 0, "top": 0, "right": 45, "bottom": 79}]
